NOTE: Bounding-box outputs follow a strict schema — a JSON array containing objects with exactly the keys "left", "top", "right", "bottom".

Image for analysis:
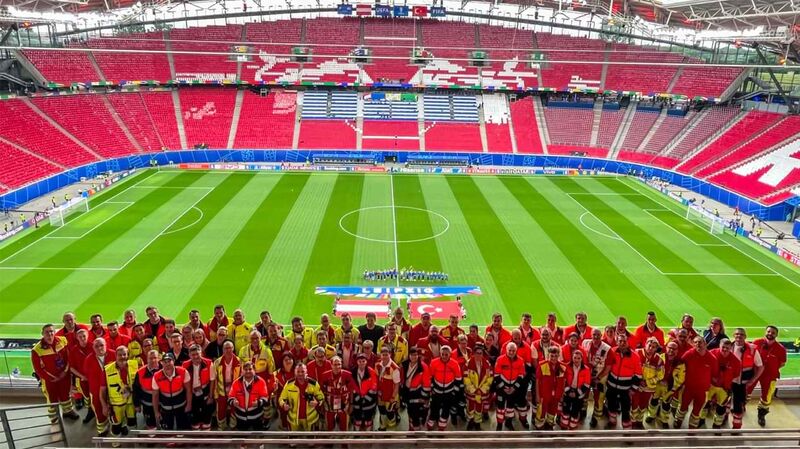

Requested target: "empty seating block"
[
  {"left": 671, "top": 66, "right": 742, "bottom": 98},
  {"left": 32, "top": 95, "right": 136, "bottom": 158},
  {"left": 668, "top": 106, "right": 740, "bottom": 160},
  {"left": 543, "top": 107, "right": 593, "bottom": 147},
  {"left": 548, "top": 145, "right": 609, "bottom": 158},
  {"left": 510, "top": 98, "right": 543, "bottom": 154},
  {"left": 91, "top": 33, "right": 172, "bottom": 83},
  {"left": 363, "top": 19, "right": 418, "bottom": 83},
  {"left": 0, "top": 141, "right": 60, "bottom": 189},
  {"left": 478, "top": 25, "right": 537, "bottom": 89},
  {"left": 23, "top": 49, "right": 100, "bottom": 85},
  {"left": 361, "top": 121, "right": 419, "bottom": 151},
  {"left": 596, "top": 110, "right": 623, "bottom": 148},
  {"left": 424, "top": 123, "right": 482, "bottom": 152},
  {"left": 641, "top": 115, "right": 691, "bottom": 154},
  {"left": 171, "top": 25, "right": 242, "bottom": 82},
  {"left": 537, "top": 33, "right": 603, "bottom": 91},
  {"left": 242, "top": 21, "right": 302, "bottom": 83},
  {"left": 486, "top": 124, "right": 513, "bottom": 153},
  {"left": 140, "top": 92, "right": 183, "bottom": 150},
  {"left": 107, "top": 92, "right": 166, "bottom": 153},
  {"left": 305, "top": 18, "right": 360, "bottom": 57},
  {"left": 604, "top": 44, "right": 681, "bottom": 95},
  {"left": 0, "top": 100, "right": 97, "bottom": 167},
  {"left": 298, "top": 120, "right": 356, "bottom": 149},
  {"left": 179, "top": 88, "right": 237, "bottom": 149},
  {"left": 619, "top": 110, "right": 659, "bottom": 151},
  {"left": 233, "top": 91, "right": 296, "bottom": 149}
]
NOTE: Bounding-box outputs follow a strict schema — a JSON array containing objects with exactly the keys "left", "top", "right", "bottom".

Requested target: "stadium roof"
[
  {"left": 0, "top": 0, "right": 136, "bottom": 13},
  {"left": 654, "top": 0, "right": 800, "bottom": 30}
]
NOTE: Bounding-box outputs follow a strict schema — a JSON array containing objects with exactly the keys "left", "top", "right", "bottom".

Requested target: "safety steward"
[
  {"left": 32, "top": 324, "right": 79, "bottom": 423},
  {"left": 535, "top": 346, "right": 565, "bottom": 430},
  {"left": 427, "top": 346, "right": 463, "bottom": 431},
  {"left": 463, "top": 343, "right": 492, "bottom": 430},
  {"left": 493, "top": 342, "right": 528, "bottom": 431},
  {"left": 182, "top": 345, "right": 214, "bottom": 430},
  {"left": 707, "top": 339, "right": 741, "bottom": 429},
  {"left": 228, "top": 361, "right": 271, "bottom": 430},
  {"left": 752, "top": 325, "right": 787, "bottom": 427},
  {"left": 319, "top": 356, "right": 356, "bottom": 431},
  {"left": 647, "top": 341, "right": 685, "bottom": 428},
  {"left": 632, "top": 337, "right": 664, "bottom": 429},
  {"left": 561, "top": 349, "right": 591, "bottom": 430},
  {"left": 502, "top": 330, "right": 534, "bottom": 428},
  {"left": 401, "top": 347, "right": 431, "bottom": 430},
  {"left": 133, "top": 350, "right": 161, "bottom": 430},
  {"left": 210, "top": 341, "right": 241, "bottom": 430},
  {"left": 603, "top": 333, "right": 642, "bottom": 430},
  {"left": 675, "top": 337, "right": 718, "bottom": 429},
  {"left": 278, "top": 363, "right": 325, "bottom": 431},
  {"left": 377, "top": 323, "right": 409, "bottom": 366},
  {"left": 375, "top": 346, "right": 401, "bottom": 430},
  {"left": 151, "top": 352, "right": 191, "bottom": 430},
  {"left": 84, "top": 338, "right": 115, "bottom": 435},
  {"left": 730, "top": 328, "right": 763, "bottom": 429},
  {"left": 100, "top": 346, "right": 138, "bottom": 436},
  {"left": 68, "top": 329, "right": 94, "bottom": 421},
  {"left": 582, "top": 328, "right": 611, "bottom": 427},
  {"left": 274, "top": 353, "right": 296, "bottom": 430},
  {"left": 238, "top": 331, "right": 275, "bottom": 384},
  {"left": 351, "top": 353, "right": 378, "bottom": 431}
]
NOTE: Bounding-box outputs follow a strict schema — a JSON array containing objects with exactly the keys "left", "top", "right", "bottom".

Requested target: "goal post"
[
  {"left": 685, "top": 203, "right": 725, "bottom": 235},
  {"left": 49, "top": 196, "right": 89, "bottom": 227}
]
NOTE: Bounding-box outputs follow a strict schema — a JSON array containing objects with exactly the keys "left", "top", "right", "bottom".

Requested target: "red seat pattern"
[
  {"left": 694, "top": 116, "right": 800, "bottom": 178},
  {"left": 0, "top": 99, "right": 97, "bottom": 167},
  {"left": 424, "top": 122, "right": 482, "bottom": 152},
  {"left": 543, "top": 107, "right": 593, "bottom": 147},
  {"left": 31, "top": 95, "right": 137, "bottom": 158},
  {"left": 363, "top": 19, "right": 418, "bottom": 83},
  {"left": 179, "top": 88, "right": 237, "bottom": 149},
  {"left": 668, "top": 106, "right": 740, "bottom": 160},
  {"left": 91, "top": 33, "right": 172, "bottom": 83},
  {"left": 671, "top": 66, "right": 742, "bottom": 98},
  {"left": 361, "top": 121, "right": 419, "bottom": 151},
  {"left": 604, "top": 44, "right": 682, "bottom": 95},
  {"left": 510, "top": 98, "right": 543, "bottom": 154},
  {"left": 708, "top": 166, "right": 777, "bottom": 199},
  {"left": 233, "top": 91, "right": 296, "bottom": 149},
  {"left": 298, "top": 120, "right": 357, "bottom": 149},
  {"left": 619, "top": 110, "right": 659, "bottom": 151},
  {"left": 23, "top": 48, "right": 100, "bottom": 85},
  {"left": 596, "top": 109, "right": 623, "bottom": 148},
  {"left": 0, "top": 141, "right": 60, "bottom": 189},
  {"left": 641, "top": 115, "right": 691, "bottom": 154},
  {"left": 107, "top": 92, "right": 166, "bottom": 153},
  {"left": 140, "top": 92, "right": 183, "bottom": 151},
  {"left": 306, "top": 18, "right": 360, "bottom": 57},
  {"left": 478, "top": 26, "right": 537, "bottom": 89},
  {"left": 677, "top": 111, "right": 782, "bottom": 174},
  {"left": 171, "top": 25, "right": 242, "bottom": 82},
  {"left": 242, "top": 21, "right": 303, "bottom": 84},
  {"left": 537, "top": 33, "right": 603, "bottom": 91},
  {"left": 486, "top": 124, "right": 513, "bottom": 153}
]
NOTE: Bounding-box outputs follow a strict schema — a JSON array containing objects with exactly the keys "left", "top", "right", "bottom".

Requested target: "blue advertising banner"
[
  {"left": 337, "top": 3, "right": 353, "bottom": 15},
  {"left": 430, "top": 6, "right": 446, "bottom": 17},
  {"left": 393, "top": 5, "right": 409, "bottom": 16},
  {"left": 315, "top": 286, "right": 482, "bottom": 299},
  {"left": 375, "top": 4, "right": 391, "bottom": 16}
]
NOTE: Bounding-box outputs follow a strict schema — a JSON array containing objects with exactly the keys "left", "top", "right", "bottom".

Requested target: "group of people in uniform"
[{"left": 31, "top": 305, "right": 787, "bottom": 436}]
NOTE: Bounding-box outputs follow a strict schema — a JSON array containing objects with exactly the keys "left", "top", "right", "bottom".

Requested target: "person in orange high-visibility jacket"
[
  {"left": 535, "top": 346, "right": 565, "bottom": 430},
  {"left": 730, "top": 328, "right": 763, "bottom": 429},
  {"left": 561, "top": 349, "right": 591, "bottom": 430},
  {"left": 675, "top": 337, "right": 718, "bottom": 429},
  {"left": 463, "top": 343, "right": 492, "bottom": 430},
  {"left": 632, "top": 337, "right": 664, "bottom": 429},
  {"left": 752, "top": 325, "right": 787, "bottom": 427},
  {"left": 427, "top": 346, "right": 462, "bottom": 431},
  {"left": 602, "top": 333, "right": 642, "bottom": 430},
  {"left": 133, "top": 350, "right": 161, "bottom": 430},
  {"left": 493, "top": 341, "right": 528, "bottom": 431},
  {"left": 351, "top": 353, "right": 378, "bottom": 431},
  {"left": 228, "top": 361, "right": 271, "bottom": 430},
  {"left": 31, "top": 324, "right": 80, "bottom": 423},
  {"left": 632, "top": 312, "right": 665, "bottom": 349},
  {"left": 210, "top": 341, "right": 241, "bottom": 430},
  {"left": 68, "top": 329, "right": 94, "bottom": 417},
  {"left": 278, "top": 363, "right": 325, "bottom": 431},
  {"left": 707, "top": 339, "right": 741, "bottom": 428},
  {"left": 501, "top": 330, "right": 533, "bottom": 428}
]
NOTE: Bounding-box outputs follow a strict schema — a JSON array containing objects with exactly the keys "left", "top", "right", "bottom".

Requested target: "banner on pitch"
[
  {"left": 334, "top": 299, "right": 391, "bottom": 318},
  {"left": 316, "top": 286, "right": 481, "bottom": 299},
  {"left": 408, "top": 301, "right": 465, "bottom": 320}
]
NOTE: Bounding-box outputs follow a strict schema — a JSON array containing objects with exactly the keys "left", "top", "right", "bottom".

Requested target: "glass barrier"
[{"left": 0, "top": 349, "right": 34, "bottom": 389}]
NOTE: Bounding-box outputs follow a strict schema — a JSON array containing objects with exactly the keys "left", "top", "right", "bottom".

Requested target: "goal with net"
[
  {"left": 685, "top": 203, "right": 725, "bottom": 235},
  {"left": 49, "top": 196, "right": 89, "bottom": 227}
]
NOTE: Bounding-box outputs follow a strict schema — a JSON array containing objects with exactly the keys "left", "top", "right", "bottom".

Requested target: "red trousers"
[
  {"left": 43, "top": 379, "right": 71, "bottom": 404},
  {"left": 325, "top": 410, "right": 349, "bottom": 430},
  {"left": 215, "top": 397, "right": 231, "bottom": 428}
]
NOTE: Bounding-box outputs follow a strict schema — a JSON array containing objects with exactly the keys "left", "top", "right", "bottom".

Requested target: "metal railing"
[{"left": 0, "top": 404, "right": 67, "bottom": 449}]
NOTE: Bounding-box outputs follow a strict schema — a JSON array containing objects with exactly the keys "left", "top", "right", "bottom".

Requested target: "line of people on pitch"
[
  {"left": 362, "top": 268, "right": 449, "bottom": 282},
  {"left": 32, "top": 306, "right": 786, "bottom": 435}
]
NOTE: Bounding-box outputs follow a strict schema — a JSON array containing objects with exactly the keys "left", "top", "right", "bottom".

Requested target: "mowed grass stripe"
[
  {"left": 393, "top": 175, "right": 443, "bottom": 272},
  {"left": 560, "top": 177, "right": 769, "bottom": 327},
  {"left": 419, "top": 176, "right": 511, "bottom": 322},
  {"left": 136, "top": 174, "right": 279, "bottom": 320},
  {"left": 290, "top": 175, "right": 365, "bottom": 319},
  {"left": 190, "top": 173, "right": 311, "bottom": 317},
  {"left": 0, "top": 171, "right": 202, "bottom": 323},
  {"left": 505, "top": 176, "right": 656, "bottom": 321},
  {"left": 349, "top": 175, "right": 394, "bottom": 284},
  {"left": 72, "top": 172, "right": 250, "bottom": 320},
  {"left": 446, "top": 176, "right": 556, "bottom": 319},
  {"left": 239, "top": 174, "right": 336, "bottom": 322}
]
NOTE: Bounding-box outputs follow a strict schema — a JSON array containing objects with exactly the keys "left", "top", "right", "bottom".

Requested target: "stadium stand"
[
  {"left": 0, "top": 99, "right": 98, "bottom": 167},
  {"left": 171, "top": 25, "right": 242, "bottom": 83},
  {"left": 31, "top": 95, "right": 138, "bottom": 158},
  {"left": 477, "top": 25, "right": 538, "bottom": 89},
  {"left": 233, "top": 90, "right": 296, "bottom": 149},
  {"left": 22, "top": 48, "right": 100, "bottom": 85},
  {"left": 90, "top": 33, "right": 172, "bottom": 83},
  {"left": 536, "top": 33, "right": 604, "bottom": 91},
  {"left": 242, "top": 20, "right": 303, "bottom": 84},
  {"left": 543, "top": 106, "right": 593, "bottom": 147},
  {"left": 178, "top": 87, "right": 237, "bottom": 149},
  {"left": 485, "top": 124, "right": 513, "bottom": 153},
  {"left": 140, "top": 91, "right": 183, "bottom": 151},
  {"left": 298, "top": 120, "right": 357, "bottom": 149},
  {"left": 670, "top": 66, "right": 742, "bottom": 98},
  {"left": 107, "top": 92, "right": 166, "bottom": 153},
  {"left": 640, "top": 113, "right": 693, "bottom": 156},
  {"left": 0, "top": 140, "right": 60, "bottom": 189},
  {"left": 424, "top": 122, "right": 482, "bottom": 151},
  {"left": 604, "top": 44, "right": 682, "bottom": 95},
  {"left": 361, "top": 120, "right": 420, "bottom": 151},
  {"left": 509, "top": 97, "right": 544, "bottom": 154},
  {"left": 362, "top": 18, "right": 418, "bottom": 83},
  {"left": 305, "top": 18, "right": 361, "bottom": 57},
  {"left": 619, "top": 109, "right": 659, "bottom": 151},
  {"left": 596, "top": 108, "right": 624, "bottom": 148},
  {"left": 666, "top": 106, "right": 741, "bottom": 161}
]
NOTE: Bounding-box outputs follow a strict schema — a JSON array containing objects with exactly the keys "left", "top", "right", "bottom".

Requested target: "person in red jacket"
[
  {"left": 88, "top": 314, "right": 109, "bottom": 343},
  {"left": 561, "top": 349, "right": 591, "bottom": 430},
  {"left": 440, "top": 314, "right": 465, "bottom": 348},
  {"left": 541, "top": 313, "right": 565, "bottom": 345},
  {"left": 56, "top": 312, "right": 89, "bottom": 350},
  {"left": 502, "top": 330, "right": 534, "bottom": 426},
  {"left": 351, "top": 353, "right": 378, "bottom": 431},
  {"left": 273, "top": 353, "right": 296, "bottom": 430},
  {"left": 560, "top": 332, "right": 588, "bottom": 363},
  {"left": 532, "top": 328, "right": 558, "bottom": 365},
  {"left": 517, "top": 313, "right": 541, "bottom": 345},
  {"left": 752, "top": 325, "right": 787, "bottom": 427},
  {"left": 427, "top": 346, "right": 462, "bottom": 431},
  {"left": 68, "top": 329, "right": 94, "bottom": 420},
  {"left": 416, "top": 325, "right": 449, "bottom": 364},
  {"left": 668, "top": 314, "right": 699, "bottom": 343},
  {"left": 675, "top": 336, "right": 718, "bottom": 429},
  {"left": 182, "top": 345, "right": 214, "bottom": 430},
  {"left": 31, "top": 324, "right": 80, "bottom": 423},
  {"left": 84, "top": 337, "right": 115, "bottom": 435},
  {"left": 106, "top": 321, "right": 131, "bottom": 353},
  {"left": 375, "top": 346, "right": 401, "bottom": 430},
  {"left": 535, "top": 346, "right": 565, "bottom": 430},
  {"left": 603, "top": 333, "right": 642, "bottom": 429},
  {"left": 401, "top": 348, "right": 431, "bottom": 431},
  {"left": 228, "top": 361, "right": 271, "bottom": 430},
  {"left": 408, "top": 312, "right": 432, "bottom": 348},
  {"left": 563, "top": 312, "right": 592, "bottom": 343},
  {"left": 633, "top": 311, "right": 665, "bottom": 349},
  {"left": 493, "top": 342, "right": 528, "bottom": 431},
  {"left": 485, "top": 313, "right": 512, "bottom": 349},
  {"left": 707, "top": 339, "right": 741, "bottom": 429},
  {"left": 319, "top": 357, "right": 356, "bottom": 431}
]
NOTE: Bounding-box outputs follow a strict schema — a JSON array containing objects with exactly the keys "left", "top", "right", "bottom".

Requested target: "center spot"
[{"left": 339, "top": 206, "right": 450, "bottom": 243}]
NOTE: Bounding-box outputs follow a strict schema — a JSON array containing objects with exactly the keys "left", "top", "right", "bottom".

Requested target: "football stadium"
[{"left": 1, "top": 0, "right": 800, "bottom": 447}]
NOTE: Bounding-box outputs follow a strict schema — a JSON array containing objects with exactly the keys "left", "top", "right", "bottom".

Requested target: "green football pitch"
[{"left": 1, "top": 169, "right": 799, "bottom": 375}]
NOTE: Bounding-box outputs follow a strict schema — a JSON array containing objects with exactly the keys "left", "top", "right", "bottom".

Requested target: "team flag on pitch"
[
  {"left": 334, "top": 299, "right": 391, "bottom": 318},
  {"left": 408, "top": 301, "right": 465, "bottom": 320}
]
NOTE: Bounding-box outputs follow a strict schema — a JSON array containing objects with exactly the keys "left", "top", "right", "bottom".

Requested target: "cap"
[
  {"left": 161, "top": 352, "right": 176, "bottom": 361},
  {"left": 473, "top": 343, "right": 486, "bottom": 354},
  {"left": 356, "top": 353, "right": 368, "bottom": 360},
  {"left": 421, "top": 312, "right": 431, "bottom": 318}
]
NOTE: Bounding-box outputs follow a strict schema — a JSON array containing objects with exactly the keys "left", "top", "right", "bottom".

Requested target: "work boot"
[
  {"left": 495, "top": 422, "right": 503, "bottom": 431},
  {"left": 645, "top": 416, "right": 655, "bottom": 425},
  {"left": 504, "top": 419, "right": 515, "bottom": 431},
  {"left": 82, "top": 409, "right": 95, "bottom": 424},
  {"left": 590, "top": 416, "right": 598, "bottom": 428},
  {"left": 63, "top": 411, "right": 80, "bottom": 421},
  {"left": 757, "top": 409, "right": 767, "bottom": 427},
  {"left": 519, "top": 418, "right": 530, "bottom": 430}
]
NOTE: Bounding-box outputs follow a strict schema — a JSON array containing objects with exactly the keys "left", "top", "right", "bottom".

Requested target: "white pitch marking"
[
  {"left": 642, "top": 209, "right": 728, "bottom": 247},
  {"left": 45, "top": 202, "right": 134, "bottom": 240},
  {"left": 161, "top": 206, "right": 204, "bottom": 236},
  {"left": 578, "top": 212, "right": 622, "bottom": 241},
  {"left": 389, "top": 173, "right": 400, "bottom": 288},
  {"left": 338, "top": 206, "right": 450, "bottom": 244}
]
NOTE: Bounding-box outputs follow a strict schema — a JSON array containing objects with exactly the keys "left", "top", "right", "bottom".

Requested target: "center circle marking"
[{"left": 338, "top": 206, "right": 450, "bottom": 243}]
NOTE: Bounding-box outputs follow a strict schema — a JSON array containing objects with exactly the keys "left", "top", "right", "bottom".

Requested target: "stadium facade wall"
[{"left": 0, "top": 150, "right": 792, "bottom": 221}]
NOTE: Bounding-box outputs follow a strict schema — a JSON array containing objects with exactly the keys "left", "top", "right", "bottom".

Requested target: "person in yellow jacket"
[
  {"left": 279, "top": 363, "right": 325, "bottom": 431},
  {"left": 648, "top": 341, "right": 685, "bottom": 428},
  {"left": 290, "top": 316, "right": 316, "bottom": 349},
  {"left": 632, "top": 337, "right": 664, "bottom": 428},
  {"left": 100, "top": 346, "right": 139, "bottom": 437},
  {"left": 228, "top": 309, "right": 253, "bottom": 353},
  {"left": 377, "top": 323, "right": 408, "bottom": 365},
  {"left": 211, "top": 341, "right": 241, "bottom": 430},
  {"left": 239, "top": 331, "right": 276, "bottom": 381}
]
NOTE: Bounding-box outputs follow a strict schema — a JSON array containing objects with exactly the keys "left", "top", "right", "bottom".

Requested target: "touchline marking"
[
  {"left": 389, "top": 173, "right": 400, "bottom": 288},
  {"left": 45, "top": 202, "right": 134, "bottom": 240},
  {"left": 642, "top": 209, "right": 728, "bottom": 247},
  {"left": 663, "top": 272, "right": 781, "bottom": 277}
]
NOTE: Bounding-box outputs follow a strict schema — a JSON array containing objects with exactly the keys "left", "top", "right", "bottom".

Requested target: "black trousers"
[
  {"left": 190, "top": 395, "right": 213, "bottom": 427},
  {"left": 606, "top": 386, "right": 632, "bottom": 423},
  {"left": 159, "top": 408, "right": 190, "bottom": 430},
  {"left": 236, "top": 418, "right": 265, "bottom": 431},
  {"left": 406, "top": 402, "right": 427, "bottom": 428},
  {"left": 562, "top": 395, "right": 584, "bottom": 419}
]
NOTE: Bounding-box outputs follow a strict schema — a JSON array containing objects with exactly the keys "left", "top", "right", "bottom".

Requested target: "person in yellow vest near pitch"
[
  {"left": 100, "top": 346, "right": 139, "bottom": 437},
  {"left": 279, "top": 363, "right": 325, "bottom": 431},
  {"left": 228, "top": 309, "right": 253, "bottom": 353}
]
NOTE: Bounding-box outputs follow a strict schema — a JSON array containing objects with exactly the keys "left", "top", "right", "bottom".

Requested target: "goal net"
[
  {"left": 49, "top": 196, "right": 89, "bottom": 227},
  {"left": 685, "top": 203, "right": 725, "bottom": 235}
]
